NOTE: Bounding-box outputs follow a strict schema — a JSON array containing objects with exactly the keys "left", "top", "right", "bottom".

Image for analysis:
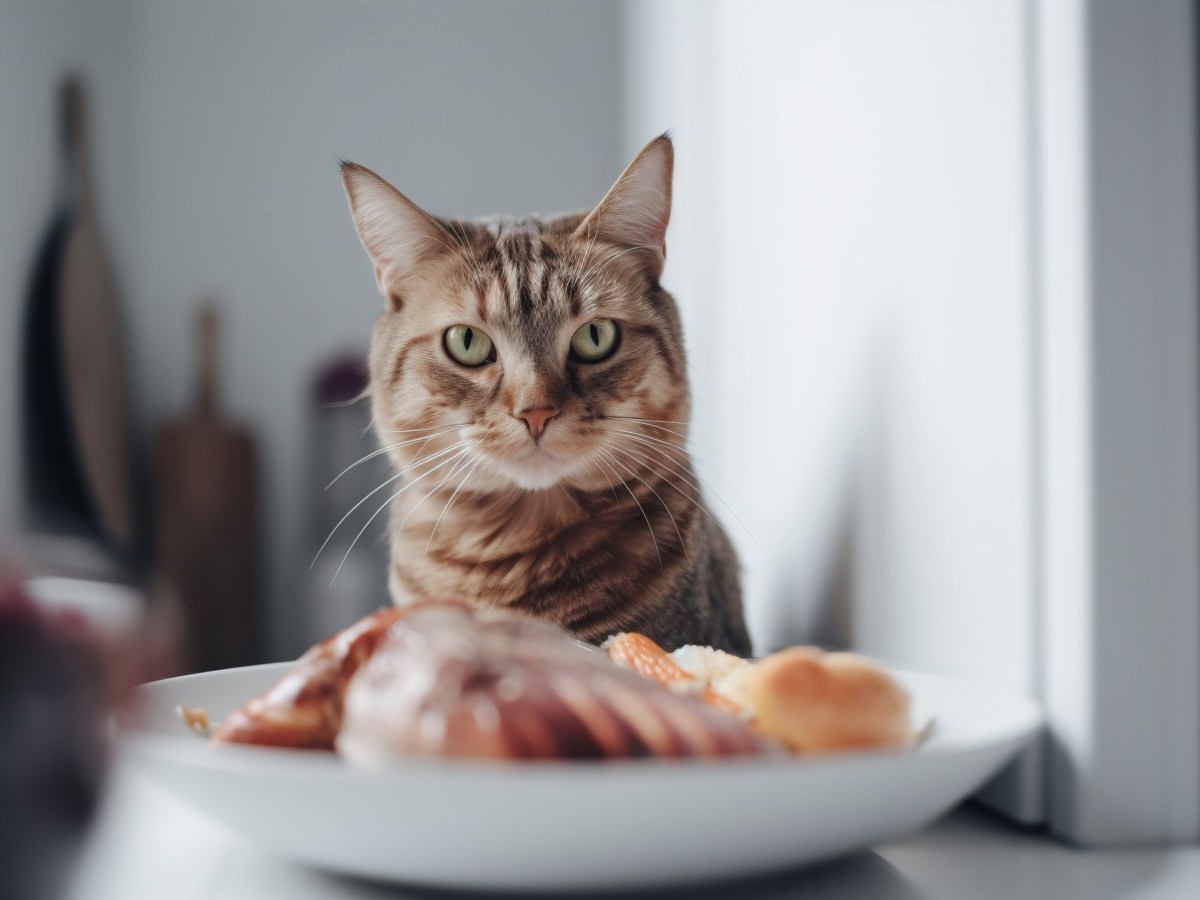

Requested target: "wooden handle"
[
  {"left": 60, "top": 75, "right": 93, "bottom": 212},
  {"left": 196, "top": 304, "right": 220, "bottom": 418}
]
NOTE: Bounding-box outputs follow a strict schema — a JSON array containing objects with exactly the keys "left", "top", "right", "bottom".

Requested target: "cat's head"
[{"left": 341, "top": 135, "right": 688, "bottom": 493}]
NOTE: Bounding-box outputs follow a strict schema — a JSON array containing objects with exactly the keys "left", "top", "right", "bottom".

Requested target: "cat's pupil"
[
  {"left": 589, "top": 323, "right": 599, "bottom": 345},
  {"left": 464, "top": 328, "right": 474, "bottom": 350}
]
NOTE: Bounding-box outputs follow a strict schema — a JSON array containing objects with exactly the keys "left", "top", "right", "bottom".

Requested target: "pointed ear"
[
  {"left": 340, "top": 161, "right": 455, "bottom": 301},
  {"left": 574, "top": 134, "right": 674, "bottom": 280}
]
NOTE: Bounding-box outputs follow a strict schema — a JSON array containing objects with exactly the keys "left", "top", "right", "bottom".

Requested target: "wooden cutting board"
[{"left": 154, "top": 306, "right": 259, "bottom": 672}]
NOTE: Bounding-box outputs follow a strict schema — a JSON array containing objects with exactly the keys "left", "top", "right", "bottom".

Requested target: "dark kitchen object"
[
  {"left": 0, "top": 577, "right": 108, "bottom": 900},
  {"left": 154, "top": 305, "right": 259, "bottom": 672},
  {"left": 21, "top": 75, "right": 137, "bottom": 559}
]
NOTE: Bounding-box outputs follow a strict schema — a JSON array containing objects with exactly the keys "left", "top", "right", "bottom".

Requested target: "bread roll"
[{"left": 721, "top": 647, "right": 911, "bottom": 752}]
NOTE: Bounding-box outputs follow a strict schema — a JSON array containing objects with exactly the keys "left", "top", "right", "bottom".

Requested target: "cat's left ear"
[
  {"left": 340, "top": 161, "right": 455, "bottom": 304},
  {"left": 574, "top": 133, "right": 673, "bottom": 280}
]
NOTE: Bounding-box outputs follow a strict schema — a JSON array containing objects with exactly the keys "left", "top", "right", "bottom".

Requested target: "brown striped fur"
[{"left": 340, "top": 136, "right": 750, "bottom": 653}]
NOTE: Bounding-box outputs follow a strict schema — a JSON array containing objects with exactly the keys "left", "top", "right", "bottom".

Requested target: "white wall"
[
  {"left": 624, "top": 0, "right": 1036, "bottom": 692},
  {"left": 3, "top": 0, "right": 624, "bottom": 658}
]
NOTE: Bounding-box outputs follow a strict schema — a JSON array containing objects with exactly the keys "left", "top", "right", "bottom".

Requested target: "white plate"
[{"left": 118, "top": 662, "right": 1040, "bottom": 892}]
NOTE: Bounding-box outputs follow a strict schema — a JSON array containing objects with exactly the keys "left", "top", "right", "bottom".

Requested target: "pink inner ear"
[
  {"left": 343, "top": 162, "right": 456, "bottom": 292},
  {"left": 573, "top": 136, "right": 674, "bottom": 277}
]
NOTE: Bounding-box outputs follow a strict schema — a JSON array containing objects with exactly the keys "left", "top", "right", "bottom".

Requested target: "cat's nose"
[{"left": 515, "top": 406, "right": 559, "bottom": 438}]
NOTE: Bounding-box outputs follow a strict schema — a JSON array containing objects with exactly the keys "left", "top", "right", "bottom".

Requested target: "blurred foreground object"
[
  {"left": 0, "top": 571, "right": 133, "bottom": 900},
  {"left": 154, "top": 304, "right": 259, "bottom": 673},
  {"left": 21, "top": 75, "right": 137, "bottom": 564},
  {"left": 305, "top": 355, "right": 389, "bottom": 644}
]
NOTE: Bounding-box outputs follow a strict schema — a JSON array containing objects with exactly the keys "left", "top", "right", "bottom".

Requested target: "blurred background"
[
  {"left": 0, "top": 0, "right": 1049, "bottom": 669},
  {"left": 1, "top": 0, "right": 1198, "bottom": 859}
]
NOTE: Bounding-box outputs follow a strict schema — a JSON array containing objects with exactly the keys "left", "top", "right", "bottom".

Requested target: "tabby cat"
[{"left": 340, "top": 135, "right": 750, "bottom": 653}]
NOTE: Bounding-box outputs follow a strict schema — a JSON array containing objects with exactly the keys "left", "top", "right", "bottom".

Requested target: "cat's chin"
[{"left": 489, "top": 450, "right": 583, "bottom": 491}]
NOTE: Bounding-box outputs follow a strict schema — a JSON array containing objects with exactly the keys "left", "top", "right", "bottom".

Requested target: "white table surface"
[{"left": 67, "top": 759, "right": 1200, "bottom": 900}]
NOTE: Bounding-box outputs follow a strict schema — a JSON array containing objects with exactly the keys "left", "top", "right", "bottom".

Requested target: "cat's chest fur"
[{"left": 385, "top": 480, "right": 694, "bottom": 630}]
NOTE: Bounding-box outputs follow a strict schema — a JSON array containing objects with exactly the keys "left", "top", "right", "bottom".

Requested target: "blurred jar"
[
  {"left": 0, "top": 568, "right": 159, "bottom": 900},
  {"left": 305, "top": 356, "right": 391, "bottom": 644}
]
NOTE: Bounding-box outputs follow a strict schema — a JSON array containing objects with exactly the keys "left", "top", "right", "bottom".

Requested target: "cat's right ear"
[{"left": 340, "top": 161, "right": 454, "bottom": 306}]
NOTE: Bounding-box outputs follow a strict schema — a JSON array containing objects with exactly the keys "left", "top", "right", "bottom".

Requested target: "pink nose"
[{"left": 516, "top": 406, "right": 559, "bottom": 438}]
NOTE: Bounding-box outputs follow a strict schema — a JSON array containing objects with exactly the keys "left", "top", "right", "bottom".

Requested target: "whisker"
[
  {"left": 319, "top": 391, "right": 369, "bottom": 410},
  {"left": 615, "top": 441, "right": 711, "bottom": 519},
  {"left": 312, "top": 438, "right": 477, "bottom": 570},
  {"left": 585, "top": 449, "right": 621, "bottom": 506},
  {"left": 330, "top": 444, "right": 476, "bottom": 587},
  {"left": 326, "top": 425, "right": 466, "bottom": 489},
  {"left": 425, "top": 452, "right": 486, "bottom": 552},
  {"left": 608, "top": 447, "right": 690, "bottom": 565},
  {"left": 607, "top": 421, "right": 726, "bottom": 460},
  {"left": 613, "top": 439, "right": 769, "bottom": 562},
  {"left": 607, "top": 415, "right": 692, "bottom": 427},
  {"left": 616, "top": 434, "right": 768, "bottom": 558},
  {"left": 606, "top": 419, "right": 738, "bottom": 468},
  {"left": 392, "top": 451, "right": 476, "bottom": 542},
  {"left": 614, "top": 428, "right": 754, "bottom": 515},
  {"left": 595, "top": 449, "right": 663, "bottom": 575},
  {"left": 556, "top": 480, "right": 586, "bottom": 515},
  {"left": 606, "top": 417, "right": 692, "bottom": 440},
  {"left": 377, "top": 421, "right": 471, "bottom": 435}
]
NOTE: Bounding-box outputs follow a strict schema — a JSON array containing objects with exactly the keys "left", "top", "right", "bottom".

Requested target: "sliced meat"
[
  {"left": 212, "top": 606, "right": 411, "bottom": 749},
  {"left": 336, "top": 604, "right": 766, "bottom": 762}
]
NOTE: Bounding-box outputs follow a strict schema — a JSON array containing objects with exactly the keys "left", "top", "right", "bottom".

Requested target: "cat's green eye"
[
  {"left": 570, "top": 319, "right": 619, "bottom": 362},
  {"left": 444, "top": 325, "right": 495, "bottom": 367}
]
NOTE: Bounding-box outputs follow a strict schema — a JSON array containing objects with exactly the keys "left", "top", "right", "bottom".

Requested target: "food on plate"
[
  {"left": 212, "top": 601, "right": 910, "bottom": 761},
  {"left": 215, "top": 602, "right": 767, "bottom": 760},
  {"left": 176, "top": 705, "right": 210, "bottom": 735},
  {"left": 602, "top": 631, "right": 744, "bottom": 715},
  {"left": 605, "top": 633, "right": 912, "bottom": 753},
  {"left": 212, "top": 606, "right": 406, "bottom": 749}
]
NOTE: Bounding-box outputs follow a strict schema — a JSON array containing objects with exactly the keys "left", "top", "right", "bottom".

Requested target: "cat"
[{"left": 339, "top": 135, "right": 751, "bottom": 653}]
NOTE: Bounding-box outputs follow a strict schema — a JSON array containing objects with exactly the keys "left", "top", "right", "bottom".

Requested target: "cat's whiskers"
[
  {"left": 609, "top": 415, "right": 696, "bottom": 432},
  {"left": 607, "top": 447, "right": 691, "bottom": 564},
  {"left": 330, "top": 443, "right": 478, "bottom": 587},
  {"left": 613, "top": 439, "right": 713, "bottom": 523},
  {"left": 614, "top": 431, "right": 768, "bottom": 557},
  {"left": 379, "top": 421, "right": 471, "bottom": 435},
  {"left": 425, "top": 452, "right": 487, "bottom": 553},
  {"left": 612, "top": 426, "right": 753, "bottom": 511},
  {"left": 326, "top": 424, "right": 467, "bottom": 490},
  {"left": 313, "top": 438, "right": 477, "bottom": 572},
  {"left": 400, "top": 448, "right": 480, "bottom": 549},
  {"left": 555, "top": 480, "right": 587, "bottom": 515},
  {"left": 605, "top": 417, "right": 731, "bottom": 462},
  {"left": 584, "top": 449, "right": 621, "bottom": 506},
  {"left": 594, "top": 448, "right": 663, "bottom": 575},
  {"left": 611, "top": 437, "right": 765, "bottom": 560}
]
